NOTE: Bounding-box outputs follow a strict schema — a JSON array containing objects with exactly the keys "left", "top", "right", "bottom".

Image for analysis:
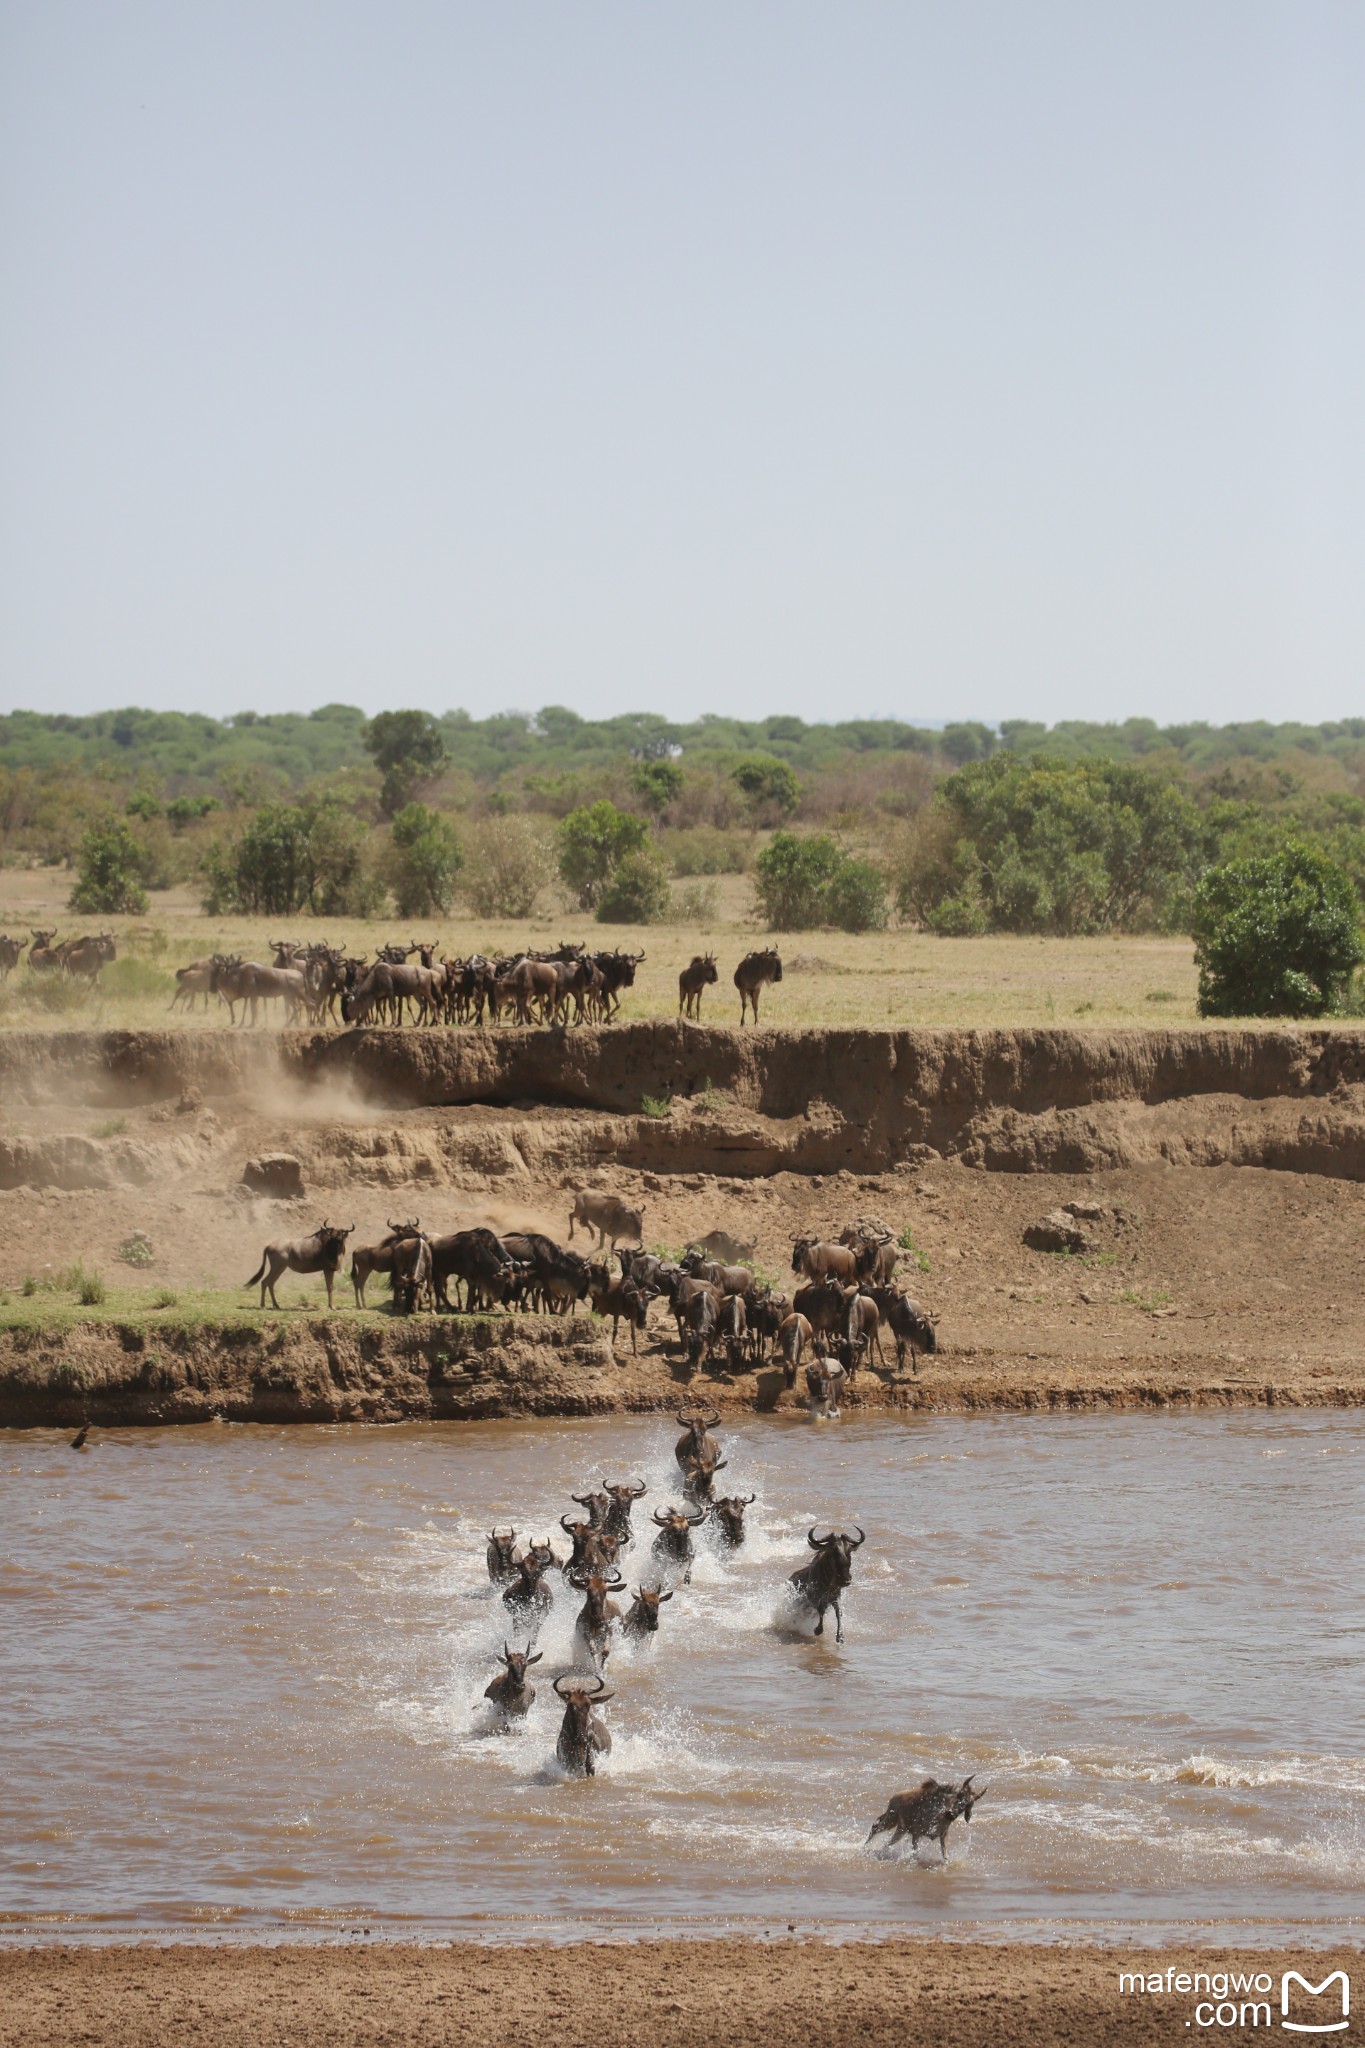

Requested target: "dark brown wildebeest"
[
  {"left": 568, "top": 1566, "right": 624, "bottom": 1673},
  {"left": 777, "top": 1310, "right": 814, "bottom": 1389},
  {"left": 593, "top": 948, "right": 644, "bottom": 1021},
  {"left": 681, "top": 1446, "right": 728, "bottom": 1501},
  {"left": 806, "top": 1357, "right": 848, "bottom": 1417},
  {"left": 61, "top": 931, "right": 115, "bottom": 981},
  {"left": 602, "top": 1480, "right": 647, "bottom": 1549},
  {"left": 246, "top": 1221, "right": 354, "bottom": 1310},
  {"left": 709, "top": 1494, "right": 756, "bottom": 1547},
  {"left": 650, "top": 1503, "right": 707, "bottom": 1582},
  {"left": 869, "top": 1287, "right": 939, "bottom": 1374},
  {"left": 554, "top": 1673, "right": 613, "bottom": 1776},
  {"left": 843, "top": 1290, "right": 886, "bottom": 1370},
  {"left": 211, "top": 956, "right": 309, "bottom": 1027},
  {"left": 866, "top": 1777, "right": 987, "bottom": 1860},
  {"left": 27, "top": 929, "right": 61, "bottom": 973},
  {"left": 0, "top": 933, "right": 27, "bottom": 979},
  {"left": 568, "top": 1191, "right": 643, "bottom": 1249},
  {"left": 621, "top": 1584, "right": 673, "bottom": 1639},
  {"left": 483, "top": 1643, "right": 543, "bottom": 1723},
  {"left": 486, "top": 1528, "right": 521, "bottom": 1583},
  {"left": 502, "top": 1540, "right": 557, "bottom": 1621},
  {"left": 558, "top": 1517, "right": 620, "bottom": 1578},
  {"left": 789, "top": 1526, "right": 865, "bottom": 1643},
  {"left": 746, "top": 1288, "right": 790, "bottom": 1365},
  {"left": 792, "top": 1279, "right": 850, "bottom": 1351},
  {"left": 586, "top": 1264, "right": 652, "bottom": 1354},
  {"left": 428, "top": 1227, "right": 517, "bottom": 1313},
  {"left": 839, "top": 1223, "right": 899, "bottom": 1286},
  {"left": 569, "top": 1488, "right": 609, "bottom": 1530},
  {"left": 791, "top": 1236, "right": 884, "bottom": 1288},
  {"left": 349, "top": 1220, "right": 422, "bottom": 1308},
  {"left": 734, "top": 946, "right": 782, "bottom": 1024},
  {"left": 501, "top": 1232, "right": 591, "bottom": 1315},
  {"left": 717, "top": 1291, "right": 747, "bottom": 1373},
  {"left": 674, "top": 1408, "right": 721, "bottom": 1472},
  {"left": 680, "top": 1250, "right": 754, "bottom": 1297},
  {"left": 390, "top": 1232, "right": 433, "bottom": 1314},
  {"left": 678, "top": 953, "right": 718, "bottom": 1020}
]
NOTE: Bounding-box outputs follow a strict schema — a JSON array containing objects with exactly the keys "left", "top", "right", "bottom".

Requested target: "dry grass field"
[{"left": 0, "top": 863, "right": 1240, "bottom": 1033}]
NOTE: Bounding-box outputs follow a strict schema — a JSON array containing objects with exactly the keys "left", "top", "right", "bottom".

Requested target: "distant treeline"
[
  {"left": 2, "top": 704, "right": 1364, "bottom": 942},
  {"left": 3, "top": 704, "right": 1365, "bottom": 792}
]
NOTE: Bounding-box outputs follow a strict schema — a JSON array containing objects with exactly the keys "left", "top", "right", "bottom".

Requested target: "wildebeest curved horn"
[
  {"left": 552, "top": 1674, "right": 575, "bottom": 1699},
  {"left": 712, "top": 1458, "right": 727, "bottom": 1472},
  {"left": 702, "top": 1408, "right": 720, "bottom": 1426},
  {"left": 741, "top": 1494, "right": 756, "bottom": 1506},
  {"left": 605, "top": 1570, "right": 625, "bottom": 1587},
  {"left": 526, "top": 1650, "right": 544, "bottom": 1666},
  {"left": 808, "top": 1527, "right": 830, "bottom": 1549},
  {"left": 651, "top": 1510, "right": 672, "bottom": 1526},
  {"left": 588, "top": 1678, "right": 611, "bottom": 1698},
  {"left": 560, "top": 1516, "right": 578, "bottom": 1534},
  {"left": 848, "top": 1526, "right": 866, "bottom": 1548},
  {"left": 502, "top": 1641, "right": 513, "bottom": 1663},
  {"left": 686, "top": 1507, "right": 707, "bottom": 1526}
]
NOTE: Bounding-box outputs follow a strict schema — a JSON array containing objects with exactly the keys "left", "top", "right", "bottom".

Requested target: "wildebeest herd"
[
  {"left": 163, "top": 938, "right": 786, "bottom": 1028},
  {"left": 245, "top": 1204, "right": 941, "bottom": 1393},
  {"left": 476, "top": 1408, "right": 985, "bottom": 1856},
  {"left": 0, "top": 928, "right": 116, "bottom": 982}
]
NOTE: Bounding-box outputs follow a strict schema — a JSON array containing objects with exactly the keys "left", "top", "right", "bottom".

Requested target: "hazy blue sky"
[{"left": 1, "top": 2, "right": 1361, "bottom": 727}]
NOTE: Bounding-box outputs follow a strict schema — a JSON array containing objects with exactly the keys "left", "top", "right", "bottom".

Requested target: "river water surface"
[{"left": 3, "top": 1412, "right": 1361, "bottom": 1943}]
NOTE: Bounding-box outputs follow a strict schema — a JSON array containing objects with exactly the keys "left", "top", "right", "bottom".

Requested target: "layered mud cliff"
[{"left": 2, "top": 1022, "right": 1364, "bottom": 1178}]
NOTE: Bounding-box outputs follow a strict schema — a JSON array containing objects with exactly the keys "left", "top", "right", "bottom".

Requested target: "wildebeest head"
[
  {"left": 495, "top": 1642, "right": 543, "bottom": 1689},
  {"left": 625, "top": 1584, "right": 673, "bottom": 1632},
  {"left": 553, "top": 1673, "right": 612, "bottom": 1748},
  {"left": 674, "top": 1407, "right": 720, "bottom": 1457},
  {"left": 571, "top": 1488, "right": 610, "bottom": 1530},
  {"left": 806, "top": 1526, "right": 865, "bottom": 1587},
  {"left": 709, "top": 1494, "right": 756, "bottom": 1545},
  {"left": 486, "top": 1527, "right": 519, "bottom": 1576},
  {"left": 315, "top": 1222, "right": 355, "bottom": 1266},
  {"left": 951, "top": 1775, "right": 986, "bottom": 1823},
  {"left": 603, "top": 1480, "right": 646, "bottom": 1518},
  {"left": 652, "top": 1504, "right": 707, "bottom": 1539}
]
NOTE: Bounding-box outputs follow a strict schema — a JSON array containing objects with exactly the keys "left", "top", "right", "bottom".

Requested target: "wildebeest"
[
  {"left": 602, "top": 1480, "right": 647, "bottom": 1549},
  {"left": 558, "top": 1517, "right": 620, "bottom": 1578},
  {"left": 211, "top": 955, "right": 310, "bottom": 1027},
  {"left": 621, "top": 1584, "right": 673, "bottom": 1639},
  {"left": 651, "top": 1503, "right": 707, "bottom": 1582},
  {"left": 502, "top": 1540, "right": 557, "bottom": 1620},
  {"left": 678, "top": 953, "right": 718, "bottom": 1020},
  {"left": 674, "top": 1408, "right": 721, "bottom": 1471},
  {"left": 569, "top": 1488, "right": 611, "bottom": 1531},
  {"left": 62, "top": 931, "right": 116, "bottom": 981},
  {"left": 806, "top": 1357, "right": 848, "bottom": 1417},
  {"left": 777, "top": 1311, "right": 814, "bottom": 1389},
  {"left": 791, "top": 1236, "right": 882, "bottom": 1288},
  {"left": 245, "top": 1221, "right": 354, "bottom": 1310},
  {"left": 0, "top": 933, "right": 27, "bottom": 979},
  {"left": 568, "top": 1566, "right": 624, "bottom": 1672},
  {"left": 866, "top": 1777, "right": 987, "bottom": 1860},
  {"left": 390, "top": 1231, "right": 433, "bottom": 1314},
  {"left": 486, "top": 1527, "right": 521, "bottom": 1583},
  {"left": 428, "top": 1227, "right": 518, "bottom": 1313},
  {"left": 169, "top": 956, "right": 218, "bottom": 1012},
  {"left": 869, "top": 1287, "right": 939, "bottom": 1374},
  {"left": 688, "top": 1228, "right": 757, "bottom": 1266},
  {"left": 734, "top": 946, "right": 782, "bottom": 1024},
  {"left": 789, "top": 1526, "right": 865, "bottom": 1643},
  {"left": 586, "top": 1264, "right": 653, "bottom": 1354},
  {"left": 684, "top": 1286, "right": 720, "bottom": 1372},
  {"left": 27, "top": 929, "right": 61, "bottom": 973},
  {"left": 553, "top": 1673, "right": 613, "bottom": 1776},
  {"left": 483, "top": 1643, "right": 543, "bottom": 1723},
  {"left": 681, "top": 1446, "right": 728, "bottom": 1501},
  {"left": 349, "top": 1220, "right": 422, "bottom": 1308},
  {"left": 839, "top": 1222, "right": 900, "bottom": 1286},
  {"left": 717, "top": 1291, "right": 747, "bottom": 1373},
  {"left": 501, "top": 1232, "right": 591, "bottom": 1315},
  {"left": 568, "top": 1191, "right": 643, "bottom": 1249},
  {"left": 709, "top": 1494, "right": 755, "bottom": 1546}
]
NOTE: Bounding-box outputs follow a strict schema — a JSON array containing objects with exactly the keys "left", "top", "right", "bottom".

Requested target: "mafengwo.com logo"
[{"left": 1118, "top": 1965, "right": 1350, "bottom": 2031}]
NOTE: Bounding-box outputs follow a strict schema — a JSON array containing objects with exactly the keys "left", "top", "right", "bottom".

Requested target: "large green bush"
[
  {"left": 385, "top": 803, "right": 463, "bottom": 918},
  {"left": 754, "top": 832, "right": 889, "bottom": 931},
  {"left": 69, "top": 819, "right": 151, "bottom": 914},
  {"left": 363, "top": 709, "right": 448, "bottom": 817},
  {"left": 595, "top": 846, "right": 672, "bottom": 924},
  {"left": 1191, "top": 844, "right": 1364, "bottom": 1017},
  {"left": 460, "top": 816, "right": 554, "bottom": 918},
  {"left": 557, "top": 800, "right": 649, "bottom": 911},
  {"left": 201, "top": 801, "right": 382, "bottom": 917}
]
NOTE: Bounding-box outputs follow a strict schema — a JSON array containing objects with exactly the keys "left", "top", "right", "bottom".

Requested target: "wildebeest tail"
[{"left": 245, "top": 1257, "right": 267, "bottom": 1287}]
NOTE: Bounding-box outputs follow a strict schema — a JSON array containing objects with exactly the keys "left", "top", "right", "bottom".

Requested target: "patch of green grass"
[
  {"left": 93, "top": 1117, "right": 128, "bottom": 1140},
  {"left": 1082, "top": 1250, "right": 1118, "bottom": 1268},
  {"left": 1073, "top": 1000, "right": 1094, "bottom": 1015},
  {"left": 1144, "top": 989, "right": 1177, "bottom": 1003},
  {"left": 1118, "top": 1286, "right": 1173, "bottom": 1312},
  {"left": 117, "top": 1234, "right": 155, "bottom": 1267},
  {"left": 692, "top": 1075, "right": 727, "bottom": 1114},
  {"left": 897, "top": 1226, "right": 930, "bottom": 1274},
  {"left": 640, "top": 1092, "right": 672, "bottom": 1120},
  {"left": 150, "top": 1288, "right": 179, "bottom": 1309}
]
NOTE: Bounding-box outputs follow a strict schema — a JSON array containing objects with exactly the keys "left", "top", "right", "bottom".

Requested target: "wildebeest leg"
[
  {"left": 938, "top": 1822, "right": 951, "bottom": 1861},
  {"left": 324, "top": 1267, "right": 335, "bottom": 1309},
  {"left": 832, "top": 1595, "right": 844, "bottom": 1644}
]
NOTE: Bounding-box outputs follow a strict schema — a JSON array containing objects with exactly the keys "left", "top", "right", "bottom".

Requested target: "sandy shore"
[{"left": 2, "top": 1940, "right": 1360, "bottom": 2048}]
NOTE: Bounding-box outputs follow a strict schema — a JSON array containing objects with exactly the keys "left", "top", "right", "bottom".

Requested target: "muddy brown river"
[{"left": 2, "top": 1413, "right": 1361, "bottom": 1944}]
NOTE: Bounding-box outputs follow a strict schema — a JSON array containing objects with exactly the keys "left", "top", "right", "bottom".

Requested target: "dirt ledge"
[{"left": 3, "top": 1317, "right": 1361, "bottom": 1428}]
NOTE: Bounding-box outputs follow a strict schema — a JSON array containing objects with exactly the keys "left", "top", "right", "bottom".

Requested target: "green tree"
[
  {"left": 461, "top": 816, "right": 554, "bottom": 918},
  {"left": 69, "top": 818, "right": 151, "bottom": 915},
  {"left": 557, "top": 800, "right": 649, "bottom": 910},
  {"left": 363, "top": 709, "right": 448, "bottom": 817},
  {"left": 596, "top": 846, "right": 672, "bottom": 924},
  {"left": 732, "top": 756, "right": 801, "bottom": 823},
  {"left": 753, "top": 832, "right": 887, "bottom": 931},
  {"left": 1191, "top": 843, "right": 1364, "bottom": 1017},
  {"left": 201, "top": 801, "right": 382, "bottom": 917},
  {"left": 385, "top": 803, "right": 463, "bottom": 918},
  {"left": 632, "top": 758, "right": 684, "bottom": 814}
]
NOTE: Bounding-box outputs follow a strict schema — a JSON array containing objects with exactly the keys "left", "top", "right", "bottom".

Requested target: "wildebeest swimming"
[
  {"left": 245, "top": 1221, "right": 355, "bottom": 1309},
  {"left": 866, "top": 1776, "right": 987, "bottom": 1859}
]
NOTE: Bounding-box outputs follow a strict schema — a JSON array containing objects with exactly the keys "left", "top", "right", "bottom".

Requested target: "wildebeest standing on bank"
[
  {"left": 0, "top": 933, "right": 27, "bottom": 978},
  {"left": 789, "top": 1526, "right": 864, "bottom": 1643},
  {"left": 733, "top": 947, "right": 782, "bottom": 1024},
  {"left": 866, "top": 1777, "right": 987, "bottom": 1860},
  {"left": 678, "top": 953, "right": 718, "bottom": 1020},
  {"left": 245, "top": 1222, "right": 355, "bottom": 1309}
]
